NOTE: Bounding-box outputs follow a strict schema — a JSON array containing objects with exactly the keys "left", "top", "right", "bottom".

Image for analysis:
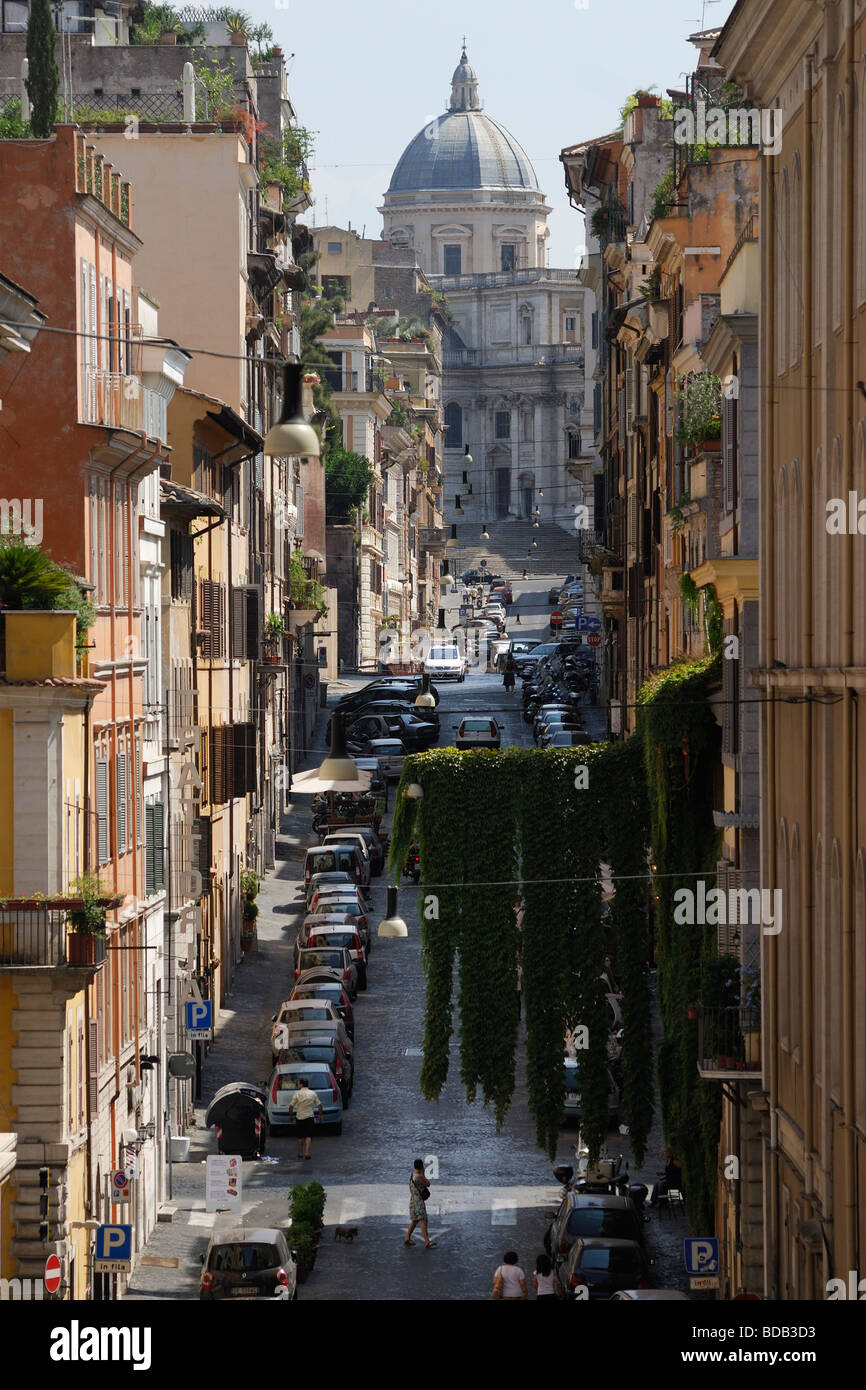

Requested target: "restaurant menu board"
[{"left": 205, "top": 1153, "right": 243, "bottom": 1212}]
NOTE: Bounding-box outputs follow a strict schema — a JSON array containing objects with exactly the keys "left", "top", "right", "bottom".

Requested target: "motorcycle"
[{"left": 403, "top": 845, "right": 420, "bottom": 883}]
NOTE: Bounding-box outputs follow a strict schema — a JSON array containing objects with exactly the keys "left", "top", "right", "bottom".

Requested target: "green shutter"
[
  {"left": 96, "top": 758, "right": 109, "bottom": 865},
  {"left": 116, "top": 751, "right": 127, "bottom": 855},
  {"left": 145, "top": 803, "right": 155, "bottom": 895},
  {"left": 153, "top": 801, "right": 165, "bottom": 891}
]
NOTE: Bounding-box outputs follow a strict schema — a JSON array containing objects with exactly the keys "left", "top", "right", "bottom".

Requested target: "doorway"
[{"left": 495, "top": 468, "right": 510, "bottom": 518}]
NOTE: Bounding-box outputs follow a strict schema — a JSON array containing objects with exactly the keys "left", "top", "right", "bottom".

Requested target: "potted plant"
[
  {"left": 66, "top": 872, "right": 110, "bottom": 965},
  {"left": 289, "top": 1181, "right": 326, "bottom": 1280},
  {"left": 263, "top": 612, "right": 284, "bottom": 663},
  {"left": 225, "top": 10, "right": 250, "bottom": 44}
]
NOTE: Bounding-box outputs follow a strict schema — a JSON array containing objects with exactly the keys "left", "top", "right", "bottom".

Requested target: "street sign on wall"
[
  {"left": 94, "top": 1225, "right": 132, "bottom": 1274},
  {"left": 111, "top": 1169, "right": 131, "bottom": 1204},
  {"left": 185, "top": 999, "right": 213, "bottom": 1041},
  {"left": 684, "top": 1237, "right": 719, "bottom": 1275},
  {"left": 587, "top": 631, "right": 602, "bottom": 647},
  {"left": 44, "top": 1254, "right": 62, "bottom": 1295}
]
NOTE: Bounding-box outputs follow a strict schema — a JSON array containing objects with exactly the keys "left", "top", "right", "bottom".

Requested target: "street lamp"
[
  {"left": 318, "top": 710, "right": 358, "bottom": 781},
  {"left": 405, "top": 781, "right": 424, "bottom": 799},
  {"left": 415, "top": 674, "right": 436, "bottom": 709},
  {"left": 377, "top": 884, "right": 408, "bottom": 938},
  {"left": 480, "top": 522, "right": 490, "bottom": 541},
  {"left": 446, "top": 524, "right": 459, "bottom": 547},
  {"left": 263, "top": 363, "right": 321, "bottom": 458},
  {"left": 453, "top": 494, "right": 464, "bottom": 516},
  {"left": 463, "top": 444, "right": 473, "bottom": 465}
]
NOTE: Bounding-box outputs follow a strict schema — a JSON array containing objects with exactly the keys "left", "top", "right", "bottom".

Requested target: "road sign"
[
  {"left": 587, "top": 631, "right": 602, "bottom": 647},
  {"left": 304, "top": 673, "right": 315, "bottom": 690},
  {"left": 44, "top": 1254, "right": 62, "bottom": 1295},
  {"left": 684, "top": 1237, "right": 719, "bottom": 1275},
  {"left": 94, "top": 1225, "right": 132, "bottom": 1274},
  {"left": 111, "top": 1169, "right": 131, "bottom": 1203},
  {"left": 690, "top": 1275, "right": 720, "bottom": 1290},
  {"left": 576, "top": 615, "right": 602, "bottom": 632},
  {"left": 185, "top": 998, "right": 213, "bottom": 1041},
  {"left": 479, "top": 559, "right": 487, "bottom": 568},
  {"left": 167, "top": 1052, "right": 197, "bottom": 1080}
]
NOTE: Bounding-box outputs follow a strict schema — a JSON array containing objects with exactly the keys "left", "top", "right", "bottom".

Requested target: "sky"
[{"left": 246, "top": 0, "right": 736, "bottom": 268}]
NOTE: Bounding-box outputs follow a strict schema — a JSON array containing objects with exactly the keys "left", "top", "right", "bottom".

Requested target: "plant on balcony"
[
  {"left": 639, "top": 263, "right": 662, "bottom": 300},
  {"left": 0, "top": 98, "right": 31, "bottom": 138},
  {"left": 192, "top": 55, "right": 237, "bottom": 120},
  {"left": 130, "top": 3, "right": 203, "bottom": 44},
  {"left": 66, "top": 873, "right": 109, "bottom": 935},
  {"left": 25, "top": 0, "right": 58, "bottom": 138},
  {"left": 325, "top": 449, "right": 375, "bottom": 524},
  {"left": 258, "top": 124, "right": 314, "bottom": 208},
  {"left": 651, "top": 169, "right": 675, "bottom": 221},
  {"left": 667, "top": 493, "right": 691, "bottom": 532},
  {"left": 590, "top": 201, "right": 625, "bottom": 241},
  {"left": 288, "top": 556, "right": 327, "bottom": 618},
  {"left": 676, "top": 371, "right": 722, "bottom": 449},
  {"left": 388, "top": 401, "right": 410, "bottom": 429},
  {"left": 224, "top": 8, "right": 251, "bottom": 38}
]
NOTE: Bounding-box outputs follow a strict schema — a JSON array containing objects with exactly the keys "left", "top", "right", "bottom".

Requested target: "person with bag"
[
  {"left": 502, "top": 651, "right": 517, "bottom": 692},
  {"left": 533, "top": 1252, "right": 562, "bottom": 1300},
  {"left": 404, "top": 1158, "right": 436, "bottom": 1248},
  {"left": 491, "top": 1250, "right": 528, "bottom": 1300}
]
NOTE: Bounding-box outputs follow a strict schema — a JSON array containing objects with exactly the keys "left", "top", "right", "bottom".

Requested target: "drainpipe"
[
  {"left": 761, "top": 139, "right": 778, "bottom": 1302},
  {"left": 840, "top": 0, "right": 857, "bottom": 1283}
]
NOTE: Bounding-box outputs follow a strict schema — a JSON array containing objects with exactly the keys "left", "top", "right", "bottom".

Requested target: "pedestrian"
[
  {"left": 515, "top": 951, "right": 524, "bottom": 1021},
  {"left": 515, "top": 612, "right": 521, "bottom": 625},
  {"left": 533, "top": 1252, "right": 561, "bottom": 1300},
  {"left": 288, "top": 1077, "right": 323, "bottom": 1161},
  {"left": 503, "top": 651, "right": 517, "bottom": 692},
  {"left": 650, "top": 1147, "right": 684, "bottom": 1206},
  {"left": 491, "top": 1250, "right": 528, "bottom": 1300},
  {"left": 404, "top": 1158, "right": 437, "bottom": 1248}
]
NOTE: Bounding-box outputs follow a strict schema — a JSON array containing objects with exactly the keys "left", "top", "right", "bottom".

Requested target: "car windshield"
[
  {"left": 295, "top": 987, "right": 341, "bottom": 1003},
  {"left": 462, "top": 719, "right": 493, "bottom": 731},
  {"left": 308, "top": 852, "right": 337, "bottom": 872},
  {"left": 311, "top": 932, "right": 356, "bottom": 949},
  {"left": 578, "top": 1248, "right": 642, "bottom": 1272},
  {"left": 275, "top": 1070, "right": 328, "bottom": 1092},
  {"left": 429, "top": 647, "right": 459, "bottom": 659},
  {"left": 299, "top": 950, "right": 343, "bottom": 967},
  {"left": 567, "top": 1210, "right": 636, "bottom": 1240},
  {"left": 209, "top": 1243, "right": 280, "bottom": 1273}
]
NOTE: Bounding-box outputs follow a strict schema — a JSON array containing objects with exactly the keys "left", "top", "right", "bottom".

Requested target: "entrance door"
[
  {"left": 521, "top": 486, "right": 534, "bottom": 518},
  {"left": 495, "top": 468, "right": 510, "bottom": 518}
]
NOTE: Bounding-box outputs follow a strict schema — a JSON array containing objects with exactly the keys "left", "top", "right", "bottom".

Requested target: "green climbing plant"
[{"left": 637, "top": 653, "right": 722, "bottom": 1232}]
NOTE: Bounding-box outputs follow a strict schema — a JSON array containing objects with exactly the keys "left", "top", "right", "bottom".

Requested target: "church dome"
[{"left": 387, "top": 47, "right": 540, "bottom": 195}]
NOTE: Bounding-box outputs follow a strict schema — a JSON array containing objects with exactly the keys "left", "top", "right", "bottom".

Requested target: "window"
[
  {"left": 170, "top": 530, "right": 194, "bottom": 600},
  {"left": 565, "top": 317, "right": 576, "bottom": 332},
  {"left": 145, "top": 801, "right": 165, "bottom": 895},
  {"left": 495, "top": 411, "right": 510, "bottom": 440},
  {"left": 231, "top": 585, "right": 261, "bottom": 661},
  {"left": 116, "top": 748, "right": 128, "bottom": 855},
  {"left": 522, "top": 412, "right": 534, "bottom": 442},
  {"left": 444, "top": 245, "right": 462, "bottom": 276},
  {"left": 568, "top": 432, "right": 581, "bottom": 459},
  {"left": 327, "top": 241, "right": 342, "bottom": 254},
  {"left": 444, "top": 401, "right": 463, "bottom": 448},
  {"left": 500, "top": 244, "right": 516, "bottom": 272},
  {"left": 199, "top": 580, "right": 225, "bottom": 659},
  {"left": 2, "top": 3, "right": 28, "bottom": 31},
  {"left": 322, "top": 274, "right": 350, "bottom": 300},
  {"left": 520, "top": 310, "right": 532, "bottom": 345},
  {"left": 96, "top": 757, "right": 109, "bottom": 865}
]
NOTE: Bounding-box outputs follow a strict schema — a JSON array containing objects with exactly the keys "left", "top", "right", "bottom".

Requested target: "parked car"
[
  {"left": 305, "top": 870, "right": 354, "bottom": 909},
  {"left": 545, "top": 1191, "right": 645, "bottom": 1262},
  {"left": 295, "top": 945, "right": 359, "bottom": 998},
  {"left": 303, "top": 844, "right": 365, "bottom": 895},
  {"left": 562, "top": 1237, "right": 652, "bottom": 1299},
  {"left": 199, "top": 1227, "right": 297, "bottom": 1301},
  {"left": 489, "top": 580, "right": 513, "bottom": 605},
  {"left": 322, "top": 832, "right": 372, "bottom": 885},
  {"left": 453, "top": 716, "right": 502, "bottom": 750},
  {"left": 562, "top": 1058, "right": 620, "bottom": 1125},
  {"left": 514, "top": 641, "right": 562, "bottom": 676},
  {"left": 345, "top": 712, "right": 438, "bottom": 751},
  {"left": 336, "top": 680, "right": 438, "bottom": 715},
  {"left": 321, "top": 825, "right": 386, "bottom": 878},
  {"left": 266, "top": 1061, "right": 343, "bottom": 1135},
  {"left": 339, "top": 700, "right": 439, "bottom": 732},
  {"left": 610, "top": 1290, "right": 690, "bottom": 1301},
  {"left": 271, "top": 997, "right": 343, "bottom": 1061},
  {"left": 361, "top": 738, "right": 406, "bottom": 781},
  {"left": 547, "top": 730, "right": 594, "bottom": 749},
  {"left": 306, "top": 898, "right": 369, "bottom": 948},
  {"left": 424, "top": 642, "right": 468, "bottom": 682},
  {"left": 304, "top": 924, "right": 367, "bottom": 990},
  {"left": 279, "top": 1031, "right": 354, "bottom": 1106},
  {"left": 290, "top": 978, "right": 355, "bottom": 1038},
  {"left": 282, "top": 1017, "right": 354, "bottom": 1065},
  {"left": 548, "top": 585, "right": 563, "bottom": 604}
]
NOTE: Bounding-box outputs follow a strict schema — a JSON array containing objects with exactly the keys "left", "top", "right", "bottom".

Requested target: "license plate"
[{"left": 231, "top": 1287, "right": 260, "bottom": 1296}]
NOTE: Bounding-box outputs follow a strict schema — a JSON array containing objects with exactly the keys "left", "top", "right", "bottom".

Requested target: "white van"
[{"left": 424, "top": 642, "right": 467, "bottom": 682}]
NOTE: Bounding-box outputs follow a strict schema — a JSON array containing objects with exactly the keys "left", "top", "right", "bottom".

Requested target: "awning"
[
  {"left": 160, "top": 478, "right": 225, "bottom": 519},
  {"left": 205, "top": 405, "right": 263, "bottom": 454}
]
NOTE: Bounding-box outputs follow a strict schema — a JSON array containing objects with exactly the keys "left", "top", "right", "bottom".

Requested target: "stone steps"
[{"left": 446, "top": 519, "right": 583, "bottom": 578}]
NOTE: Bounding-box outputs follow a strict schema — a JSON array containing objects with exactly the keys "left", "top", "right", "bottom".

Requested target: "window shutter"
[
  {"left": 96, "top": 757, "right": 109, "bottom": 864},
  {"left": 224, "top": 726, "right": 234, "bottom": 801},
  {"left": 233, "top": 724, "right": 252, "bottom": 798},
  {"left": 245, "top": 587, "right": 260, "bottom": 661},
  {"left": 135, "top": 735, "right": 143, "bottom": 844},
  {"left": 209, "top": 727, "right": 222, "bottom": 804},
  {"left": 153, "top": 801, "right": 165, "bottom": 890},
  {"left": 231, "top": 586, "right": 247, "bottom": 660},
  {"left": 88, "top": 1018, "right": 100, "bottom": 1119},
  {"left": 192, "top": 815, "right": 212, "bottom": 895},
  {"left": 116, "top": 751, "right": 127, "bottom": 855},
  {"left": 145, "top": 803, "right": 155, "bottom": 895}
]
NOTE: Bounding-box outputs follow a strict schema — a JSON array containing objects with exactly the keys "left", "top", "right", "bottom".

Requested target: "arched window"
[
  {"left": 444, "top": 401, "right": 463, "bottom": 449},
  {"left": 520, "top": 306, "right": 532, "bottom": 345},
  {"left": 567, "top": 428, "right": 582, "bottom": 460}
]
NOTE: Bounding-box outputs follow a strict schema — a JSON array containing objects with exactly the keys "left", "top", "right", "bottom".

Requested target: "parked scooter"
[{"left": 403, "top": 844, "right": 420, "bottom": 883}]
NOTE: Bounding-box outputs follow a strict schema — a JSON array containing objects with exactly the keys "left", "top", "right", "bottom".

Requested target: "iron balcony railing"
[
  {"left": 432, "top": 267, "right": 582, "bottom": 290},
  {"left": 0, "top": 906, "right": 107, "bottom": 968},
  {"left": 697, "top": 1004, "right": 761, "bottom": 1079},
  {"left": 443, "top": 344, "right": 585, "bottom": 368}
]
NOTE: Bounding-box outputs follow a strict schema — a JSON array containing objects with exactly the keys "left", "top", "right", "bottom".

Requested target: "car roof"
[
  {"left": 272, "top": 1060, "right": 332, "bottom": 1074},
  {"left": 566, "top": 1192, "right": 632, "bottom": 1210},
  {"left": 209, "top": 1228, "right": 286, "bottom": 1246},
  {"left": 573, "top": 1237, "right": 642, "bottom": 1248},
  {"left": 294, "top": 969, "right": 344, "bottom": 984}
]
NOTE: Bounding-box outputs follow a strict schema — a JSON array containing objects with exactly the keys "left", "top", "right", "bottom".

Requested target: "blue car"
[{"left": 266, "top": 1061, "right": 343, "bottom": 1136}]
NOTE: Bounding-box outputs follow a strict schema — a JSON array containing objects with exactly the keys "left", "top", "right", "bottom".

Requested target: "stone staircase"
[{"left": 445, "top": 519, "right": 583, "bottom": 579}]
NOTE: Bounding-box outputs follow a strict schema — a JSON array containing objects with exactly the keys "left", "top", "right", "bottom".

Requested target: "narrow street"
[{"left": 124, "top": 578, "right": 689, "bottom": 1301}]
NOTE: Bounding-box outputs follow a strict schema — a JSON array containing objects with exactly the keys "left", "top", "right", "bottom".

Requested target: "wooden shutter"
[
  {"left": 145, "top": 804, "right": 155, "bottom": 895},
  {"left": 116, "top": 750, "right": 127, "bottom": 855},
  {"left": 135, "top": 735, "right": 143, "bottom": 845},
  {"left": 152, "top": 801, "right": 165, "bottom": 890},
  {"left": 245, "top": 587, "right": 260, "bottom": 661},
  {"left": 230, "top": 586, "right": 247, "bottom": 661},
  {"left": 96, "top": 757, "right": 109, "bottom": 864},
  {"left": 170, "top": 530, "right": 193, "bottom": 599},
  {"left": 233, "top": 724, "right": 247, "bottom": 798},
  {"left": 192, "top": 814, "right": 212, "bottom": 897},
  {"left": 88, "top": 1018, "right": 100, "bottom": 1119},
  {"left": 209, "top": 727, "right": 223, "bottom": 805}
]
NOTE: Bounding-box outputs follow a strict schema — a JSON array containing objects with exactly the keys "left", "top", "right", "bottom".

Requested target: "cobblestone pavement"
[{"left": 124, "top": 580, "right": 692, "bottom": 1301}]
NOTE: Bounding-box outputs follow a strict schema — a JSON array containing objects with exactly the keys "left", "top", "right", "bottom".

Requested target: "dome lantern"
[{"left": 450, "top": 43, "right": 480, "bottom": 112}]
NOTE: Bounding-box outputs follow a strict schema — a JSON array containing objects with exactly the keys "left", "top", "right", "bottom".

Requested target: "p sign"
[
  {"left": 684, "top": 1237, "right": 719, "bottom": 1275},
  {"left": 185, "top": 998, "right": 213, "bottom": 1041},
  {"left": 94, "top": 1225, "right": 132, "bottom": 1273}
]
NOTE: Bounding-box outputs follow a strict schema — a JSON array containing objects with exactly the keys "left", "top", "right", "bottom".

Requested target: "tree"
[
  {"left": 0, "top": 541, "right": 72, "bottom": 610},
  {"left": 325, "top": 450, "right": 375, "bottom": 524},
  {"left": 25, "top": 0, "right": 58, "bottom": 138}
]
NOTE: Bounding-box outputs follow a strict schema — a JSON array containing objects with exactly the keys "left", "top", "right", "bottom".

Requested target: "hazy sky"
[{"left": 250, "top": 0, "right": 735, "bottom": 267}]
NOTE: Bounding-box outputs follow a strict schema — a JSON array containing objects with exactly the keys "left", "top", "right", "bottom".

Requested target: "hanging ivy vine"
[
  {"left": 636, "top": 653, "right": 722, "bottom": 1231},
  {"left": 598, "top": 737, "right": 653, "bottom": 1166}
]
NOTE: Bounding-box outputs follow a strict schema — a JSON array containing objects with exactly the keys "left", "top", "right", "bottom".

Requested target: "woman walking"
[
  {"left": 503, "top": 651, "right": 517, "bottom": 693},
  {"left": 533, "top": 1253, "right": 561, "bottom": 1300},
  {"left": 404, "top": 1158, "right": 436, "bottom": 1248},
  {"left": 491, "top": 1250, "right": 528, "bottom": 1300}
]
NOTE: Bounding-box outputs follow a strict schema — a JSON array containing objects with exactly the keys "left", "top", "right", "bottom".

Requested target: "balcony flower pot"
[
  {"left": 286, "top": 607, "right": 318, "bottom": 628},
  {"left": 161, "top": 30, "right": 178, "bottom": 45},
  {"left": 67, "top": 932, "right": 105, "bottom": 966},
  {"left": 700, "top": 438, "right": 721, "bottom": 452},
  {"left": 230, "top": 32, "right": 247, "bottom": 46}
]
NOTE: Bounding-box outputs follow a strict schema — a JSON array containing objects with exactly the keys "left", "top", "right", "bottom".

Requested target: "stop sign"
[
  {"left": 587, "top": 631, "right": 602, "bottom": 647},
  {"left": 44, "top": 1253, "right": 61, "bottom": 1295}
]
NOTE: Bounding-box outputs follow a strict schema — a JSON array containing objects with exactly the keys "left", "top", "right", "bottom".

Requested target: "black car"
[
  {"left": 337, "top": 679, "right": 440, "bottom": 711},
  {"left": 344, "top": 701, "right": 439, "bottom": 733},
  {"left": 562, "top": 1238, "right": 652, "bottom": 1299},
  {"left": 545, "top": 1192, "right": 644, "bottom": 1263}
]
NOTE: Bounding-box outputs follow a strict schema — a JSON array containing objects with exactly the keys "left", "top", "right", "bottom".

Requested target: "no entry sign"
[{"left": 44, "top": 1254, "right": 61, "bottom": 1295}]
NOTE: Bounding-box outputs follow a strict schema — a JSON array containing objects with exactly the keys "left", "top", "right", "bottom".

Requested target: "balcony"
[
  {"left": 433, "top": 267, "right": 582, "bottom": 290},
  {"left": 600, "top": 561, "right": 625, "bottom": 615},
  {"left": 697, "top": 1004, "right": 761, "bottom": 1081},
  {"left": 80, "top": 366, "right": 144, "bottom": 432},
  {"left": 0, "top": 904, "right": 112, "bottom": 970},
  {"left": 323, "top": 366, "right": 386, "bottom": 395},
  {"left": 443, "top": 344, "right": 585, "bottom": 369},
  {"left": 419, "top": 526, "right": 446, "bottom": 557}
]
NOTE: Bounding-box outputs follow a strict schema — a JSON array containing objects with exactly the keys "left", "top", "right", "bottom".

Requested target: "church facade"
[{"left": 381, "top": 47, "right": 595, "bottom": 527}]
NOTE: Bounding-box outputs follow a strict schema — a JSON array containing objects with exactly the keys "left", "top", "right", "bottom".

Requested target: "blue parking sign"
[
  {"left": 94, "top": 1225, "right": 132, "bottom": 1273},
  {"left": 185, "top": 998, "right": 213, "bottom": 1039},
  {"left": 684, "top": 1238, "right": 719, "bottom": 1274}
]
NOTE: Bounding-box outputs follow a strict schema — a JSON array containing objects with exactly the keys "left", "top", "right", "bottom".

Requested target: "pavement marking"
[
  {"left": 187, "top": 1210, "right": 218, "bottom": 1227},
  {"left": 490, "top": 1201, "right": 518, "bottom": 1226},
  {"left": 337, "top": 1199, "right": 367, "bottom": 1224},
  {"left": 402, "top": 1047, "right": 423, "bottom": 1056}
]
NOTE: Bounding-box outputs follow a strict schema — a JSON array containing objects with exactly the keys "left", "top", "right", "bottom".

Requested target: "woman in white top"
[
  {"left": 492, "top": 1250, "right": 528, "bottom": 1300},
  {"left": 533, "top": 1253, "right": 559, "bottom": 1300}
]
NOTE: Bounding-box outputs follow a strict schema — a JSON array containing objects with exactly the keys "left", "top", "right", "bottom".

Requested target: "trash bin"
[
  {"left": 169, "top": 1135, "right": 190, "bottom": 1163},
  {"left": 319, "top": 681, "right": 328, "bottom": 708}
]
